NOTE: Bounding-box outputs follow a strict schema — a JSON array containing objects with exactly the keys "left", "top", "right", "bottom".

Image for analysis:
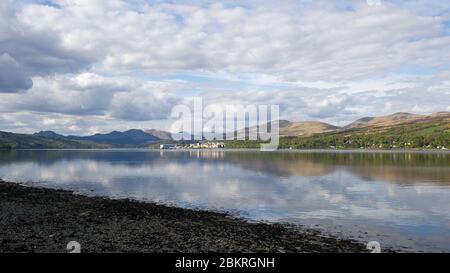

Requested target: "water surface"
[{"left": 0, "top": 149, "right": 449, "bottom": 252}]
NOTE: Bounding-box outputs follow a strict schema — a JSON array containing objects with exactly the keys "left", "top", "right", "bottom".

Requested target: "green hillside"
[
  {"left": 0, "top": 131, "right": 109, "bottom": 149},
  {"left": 226, "top": 119, "right": 450, "bottom": 150}
]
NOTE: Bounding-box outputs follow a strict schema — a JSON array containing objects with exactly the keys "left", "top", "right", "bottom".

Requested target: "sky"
[{"left": 0, "top": 0, "right": 449, "bottom": 135}]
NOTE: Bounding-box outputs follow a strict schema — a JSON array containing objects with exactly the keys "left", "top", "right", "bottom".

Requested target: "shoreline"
[
  {"left": 2, "top": 147, "right": 449, "bottom": 153},
  {"left": 0, "top": 180, "right": 369, "bottom": 253}
]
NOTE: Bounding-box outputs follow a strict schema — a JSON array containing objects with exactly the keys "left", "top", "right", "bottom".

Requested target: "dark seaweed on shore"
[{"left": 0, "top": 180, "right": 368, "bottom": 253}]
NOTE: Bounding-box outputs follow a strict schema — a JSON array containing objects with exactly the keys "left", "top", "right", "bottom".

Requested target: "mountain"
[
  {"left": 235, "top": 112, "right": 450, "bottom": 140},
  {"left": 145, "top": 129, "right": 172, "bottom": 140},
  {"left": 227, "top": 112, "right": 450, "bottom": 149},
  {"left": 1, "top": 129, "right": 168, "bottom": 149},
  {"left": 2, "top": 112, "right": 448, "bottom": 149},
  {"left": 239, "top": 120, "right": 340, "bottom": 139},
  {"left": 33, "top": 131, "right": 66, "bottom": 140},
  {"left": 279, "top": 121, "right": 340, "bottom": 137},
  {"left": 343, "top": 112, "right": 450, "bottom": 132},
  {"left": 343, "top": 117, "right": 375, "bottom": 129},
  {"left": 0, "top": 131, "right": 108, "bottom": 149},
  {"left": 344, "top": 112, "right": 416, "bottom": 129},
  {"left": 68, "top": 129, "right": 159, "bottom": 145},
  {"left": 277, "top": 112, "right": 450, "bottom": 149}
]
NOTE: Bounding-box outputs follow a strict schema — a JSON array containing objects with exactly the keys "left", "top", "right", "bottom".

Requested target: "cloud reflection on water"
[{"left": 0, "top": 149, "right": 449, "bottom": 251}]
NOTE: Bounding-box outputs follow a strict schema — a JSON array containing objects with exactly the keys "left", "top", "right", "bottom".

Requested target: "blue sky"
[{"left": 0, "top": 0, "right": 449, "bottom": 134}]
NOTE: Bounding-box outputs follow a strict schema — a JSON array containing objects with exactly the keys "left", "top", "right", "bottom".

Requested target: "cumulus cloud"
[
  {"left": 14, "top": 0, "right": 450, "bottom": 80},
  {"left": 0, "top": 0, "right": 94, "bottom": 92},
  {"left": 109, "top": 88, "right": 181, "bottom": 121},
  {"left": 0, "top": 113, "right": 22, "bottom": 130},
  {"left": 0, "top": 73, "right": 180, "bottom": 120},
  {"left": 0, "top": 53, "right": 33, "bottom": 92},
  {"left": 199, "top": 71, "right": 450, "bottom": 126},
  {"left": 0, "top": 0, "right": 449, "bottom": 133},
  {"left": 0, "top": 74, "right": 116, "bottom": 116}
]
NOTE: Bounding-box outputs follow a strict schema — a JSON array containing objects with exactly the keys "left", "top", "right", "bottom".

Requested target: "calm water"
[{"left": 1, "top": 149, "right": 449, "bottom": 252}]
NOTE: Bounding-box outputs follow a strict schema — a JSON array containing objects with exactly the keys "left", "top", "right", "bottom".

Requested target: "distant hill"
[
  {"left": 145, "top": 129, "right": 172, "bottom": 140},
  {"left": 279, "top": 112, "right": 450, "bottom": 149},
  {"left": 1, "top": 129, "right": 168, "bottom": 149},
  {"left": 342, "top": 112, "right": 450, "bottom": 133},
  {"left": 67, "top": 129, "right": 160, "bottom": 145},
  {"left": 279, "top": 120, "right": 340, "bottom": 136},
  {"left": 239, "top": 112, "right": 450, "bottom": 139},
  {"left": 226, "top": 112, "right": 450, "bottom": 149},
  {"left": 238, "top": 120, "right": 339, "bottom": 139},
  {"left": 2, "top": 112, "right": 449, "bottom": 149},
  {"left": 0, "top": 131, "right": 108, "bottom": 149},
  {"left": 33, "top": 131, "right": 66, "bottom": 140}
]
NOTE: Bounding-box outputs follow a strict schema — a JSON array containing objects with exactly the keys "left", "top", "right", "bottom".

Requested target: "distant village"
[{"left": 160, "top": 142, "right": 225, "bottom": 150}]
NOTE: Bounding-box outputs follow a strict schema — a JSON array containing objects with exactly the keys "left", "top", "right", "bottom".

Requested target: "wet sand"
[{"left": 0, "top": 180, "right": 368, "bottom": 253}]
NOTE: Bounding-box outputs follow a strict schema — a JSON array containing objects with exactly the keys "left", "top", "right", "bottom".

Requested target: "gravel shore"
[{"left": 0, "top": 180, "right": 367, "bottom": 253}]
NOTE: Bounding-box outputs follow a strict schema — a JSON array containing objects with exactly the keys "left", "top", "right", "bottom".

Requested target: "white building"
[{"left": 160, "top": 144, "right": 175, "bottom": 150}]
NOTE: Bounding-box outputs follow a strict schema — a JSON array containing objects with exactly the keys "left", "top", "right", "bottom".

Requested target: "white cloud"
[
  {"left": 0, "top": 53, "right": 33, "bottom": 92},
  {"left": 109, "top": 86, "right": 181, "bottom": 121},
  {"left": 0, "top": 0, "right": 95, "bottom": 92},
  {"left": 0, "top": 0, "right": 449, "bottom": 133},
  {"left": 0, "top": 72, "right": 180, "bottom": 121},
  {"left": 15, "top": 1, "right": 450, "bottom": 79}
]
